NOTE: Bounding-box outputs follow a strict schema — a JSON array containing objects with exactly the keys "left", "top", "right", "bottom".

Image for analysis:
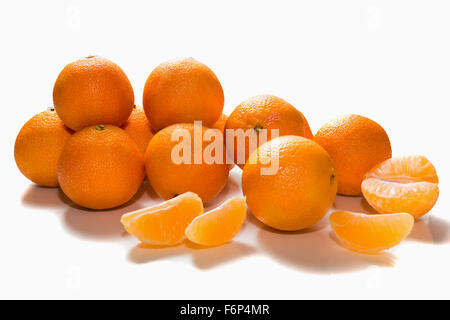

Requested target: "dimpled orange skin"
[
  {"left": 145, "top": 123, "right": 229, "bottom": 202},
  {"left": 225, "top": 95, "right": 311, "bottom": 169},
  {"left": 14, "top": 109, "right": 72, "bottom": 187},
  {"left": 53, "top": 56, "right": 134, "bottom": 131},
  {"left": 57, "top": 125, "right": 144, "bottom": 210},
  {"left": 314, "top": 114, "right": 392, "bottom": 196},
  {"left": 242, "top": 135, "right": 337, "bottom": 231},
  {"left": 143, "top": 58, "right": 224, "bottom": 132},
  {"left": 122, "top": 105, "right": 153, "bottom": 155}
]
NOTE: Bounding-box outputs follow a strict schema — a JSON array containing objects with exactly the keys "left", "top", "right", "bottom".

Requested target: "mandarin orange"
[
  {"left": 242, "top": 135, "right": 337, "bottom": 231},
  {"left": 145, "top": 123, "right": 229, "bottom": 202},
  {"left": 225, "top": 95, "right": 311, "bottom": 169},
  {"left": 57, "top": 125, "right": 144, "bottom": 209},
  {"left": 314, "top": 114, "right": 392, "bottom": 195},
  {"left": 143, "top": 58, "right": 224, "bottom": 132},
  {"left": 53, "top": 56, "right": 134, "bottom": 131},
  {"left": 14, "top": 108, "right": 72, "bottom": 187}
]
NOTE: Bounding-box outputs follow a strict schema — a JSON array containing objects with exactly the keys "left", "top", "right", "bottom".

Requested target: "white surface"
[{"left": 1, "top": 0, "right": 449, "bottom": 299}]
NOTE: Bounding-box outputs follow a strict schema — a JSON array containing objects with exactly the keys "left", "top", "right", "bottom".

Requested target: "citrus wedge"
[
  {"left": 362, "top": 155, "right": 439, "bottom": 218},
  {"left": 121, "top": 192, "right": 203, "bottom": 246},
  {"left": 330, "top": 211, "right": 414, "bottom": 254},
  {"left": 185, "top": 197, "right": 246, "bottom": 246}
]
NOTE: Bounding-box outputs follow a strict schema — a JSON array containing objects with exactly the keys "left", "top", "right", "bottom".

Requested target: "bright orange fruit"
[
  {"left": 330, "top": 211, "right": 414, "bottom": 254},
  {"left": 314, "top": 114, "right": 392, "bottom": 195},
  {"left": 53, "top": 56, "right": 134, "bottom": 131},
  {"left": 145, "top": 123, "right": 229, "bottom": 202},
  {"left": 121, "top": 192, "right": 203, "bottom": 246},
  {"left": 185, "top": 197, "right": 246, "bottom": 246},
  {"left": 362, "top": 155, "right": 439, "bottom": 219},
  {"left": 122, "top": 105, "right": 153, "bottom": 155},
  {"left": 14, "top": 108, "right": 72, "bottom": 187},
  {"left": 242, "top": 136, "right": 337, "bottom": 231},
  {"left": 143, "top": 58, "right": 224, "bottom": 132},
  {"left": 225, "top": 94, "right": 312, "bottom": 168},
  {"left": 57, "top": 125, "right": 144, "bottom": 209}
]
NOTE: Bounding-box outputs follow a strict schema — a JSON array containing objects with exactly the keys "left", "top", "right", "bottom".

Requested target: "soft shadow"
[
  {"left": 256, "top": 216, "right": 395, "bottom": 274},
  {"left": 409, "top": 215, "right": 450, "bottom": 244},
  {"left": 333, "top": 195, "right": 378, "bottom": 214},
  {"left": 185, "top": 241, "right": 256, "bottom": 270},
  {"left": 204, "top": 170, "right": 241, "bottom": 210},
  {"left": 127, "top": 243, "right": 189, "bottom": 264},
  {"left": 21, "top": 184, "right": 63, "bottom": 208},
  {"left": 61, "top": 182, "right": 153, "bottom": 240}
]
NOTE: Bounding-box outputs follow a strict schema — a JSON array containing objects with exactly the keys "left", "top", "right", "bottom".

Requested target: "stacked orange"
[{"left": 15, "top": 55, "right": 440, "bottom": 254}]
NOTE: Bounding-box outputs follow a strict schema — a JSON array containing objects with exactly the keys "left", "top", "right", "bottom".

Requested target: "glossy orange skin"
[
  {"left": 225, "top": 95, "right": 311, "bottom": 169},
  {"left": 145, "top": 123, "right": 229, "bottom": 202},
  {"left": 314, "top": 114, "right": 392, "bottom": 196},
  {"left": 53, "top": 56, "right": 134, "bottom": 131},
  {"left": 57, "top": 125, "right": 144, "bottom": 209},
  {"left": 122, "top": 105, "right": 153, "bottom": 155},
  {"left": 14, "top": 109, "right": 72, "bottom": 187},
  {"left": 242, "top": 136, "right": 337, "bottom": 231},
  {"left": 143, "top": 58, "right": 224, "bottom": 132}
]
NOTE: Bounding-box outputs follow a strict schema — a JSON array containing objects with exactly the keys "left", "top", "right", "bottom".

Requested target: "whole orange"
[
  {"left": 122, "top": 105, "right": 153, "bottom": 155},
  {"left": 57, "top": 125, "right": 144, "bottom": 209},
  {"left": 14, "top": 108, "right": 72, "bottom": 187},
  {"left": 242, "top": 135, "right": 337, "bottom": 231},
  {"left": 314, "top": 114, "right": 392, "bottom": 196},
  {"left": 225, "top": 94, "right": 312, "bottom": 169},
  {"left": 53, "top": 56, "right": 134, "bottom": 131},
  {"left": 145, "top": 123, "right": 229, "bottom": 202},
  {"left": 142, "top": 58, "right": 224, "bottom": 132}
]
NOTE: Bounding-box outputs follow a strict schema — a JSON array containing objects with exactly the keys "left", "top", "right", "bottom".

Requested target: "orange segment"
[
  {"left": 185, "top": 197, "right": 246, "bottom": 246},
  {"left": 329, "top": 211, "right": 414, "bottom": 254},
  {"left": 362, "top": 179, "right": 439, "bottom": 218},
  {"left": 365, "top": 155, "right": 438, "bottom": 183},
  {"left": 121, "top": 192, "right": 203, "bottom": 246},
  {"left": 362, "top": 155, "right": 439, "bottom": 219}
]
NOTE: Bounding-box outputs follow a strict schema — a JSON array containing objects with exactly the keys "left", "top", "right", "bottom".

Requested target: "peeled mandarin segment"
[
  {"left": 362, "top": 155, "right": 439, "bottom": 218},
  {"left": 185, "top": 197, "right": 246, "bottom": 246},
  {"left": 329, "top": 211, "right": 414, "bottom": 254},
  {"left": 121, "top": 192, "right": 203, "bottom": 246},
  {"left": 362, "top": 178, "right": 439, "bottom": 219},
  {"left": 365, "top": 155, "right": 439, "bottom": 183}
]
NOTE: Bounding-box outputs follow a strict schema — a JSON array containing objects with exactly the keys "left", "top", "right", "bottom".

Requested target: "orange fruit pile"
[{"left": 15, "top": 55, "right": 440, "bottom": 256}]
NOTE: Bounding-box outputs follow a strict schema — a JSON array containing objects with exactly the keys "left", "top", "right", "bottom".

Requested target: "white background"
[{"left": 1, "top": 0, "right": 449, "bottom": 299}]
